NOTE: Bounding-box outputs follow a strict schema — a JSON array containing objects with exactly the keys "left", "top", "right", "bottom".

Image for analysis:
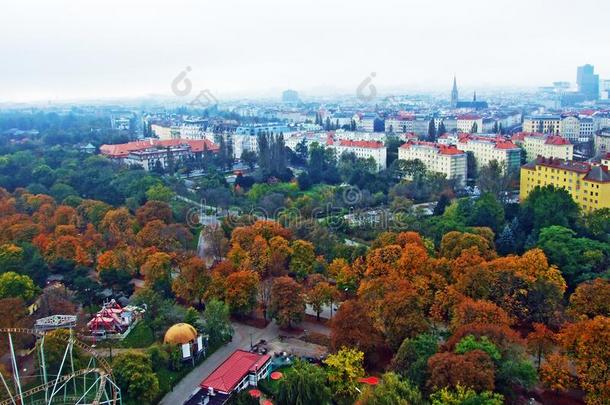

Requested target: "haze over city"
[{"left": 2, "top": 0, "right": 610, "bottom": 102}]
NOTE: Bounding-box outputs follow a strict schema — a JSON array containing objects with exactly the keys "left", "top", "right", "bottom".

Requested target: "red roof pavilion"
[{"left": 200, "top": 350, "right": 271, "bottom": 394}]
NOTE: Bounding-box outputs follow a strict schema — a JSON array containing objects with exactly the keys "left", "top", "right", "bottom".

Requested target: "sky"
[{"left": 1, "top": 0, "right": 609, "bottom": 102}]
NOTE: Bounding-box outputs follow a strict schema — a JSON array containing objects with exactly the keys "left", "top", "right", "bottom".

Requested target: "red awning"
[
  {"left": 270, "top": 371, "right": 283, "bottom": 380},
  {"left": 359, "top": 376, "right": 380, "bottom": 385},
  {"left": 249, "top": 389, "right": 262, "bottom": 398}
]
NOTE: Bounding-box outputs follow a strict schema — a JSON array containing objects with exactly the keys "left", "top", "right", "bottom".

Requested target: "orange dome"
[{"left": 163, "top": 323, "right": 198, "bottom": 344}]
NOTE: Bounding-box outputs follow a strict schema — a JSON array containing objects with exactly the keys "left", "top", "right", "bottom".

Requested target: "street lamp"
[{"left": 249, "top": 332, "right": 253, "bottom": 350}]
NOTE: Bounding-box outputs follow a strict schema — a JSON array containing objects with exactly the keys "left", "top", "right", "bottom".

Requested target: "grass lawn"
[{"left": 119, "top": 321, "right": 155, "bottom": 348}]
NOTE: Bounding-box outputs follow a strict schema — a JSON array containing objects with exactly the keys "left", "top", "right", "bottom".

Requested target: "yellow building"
[{"left": 520, "top": 156, "right": 610, "bottom": 211}]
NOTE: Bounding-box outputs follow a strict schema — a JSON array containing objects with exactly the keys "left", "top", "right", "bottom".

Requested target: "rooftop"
[
  {"left": 400, "top": 141, "right": 465, "bottom": 156},
  {"left": 100, "top": 138, "right": 219, "bottom": 157},
  {"left": 200, "top": 350, "right": 271, "bottom": 393}
]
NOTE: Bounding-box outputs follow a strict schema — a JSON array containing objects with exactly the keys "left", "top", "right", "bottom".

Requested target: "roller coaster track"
[{"left": 0, "top": 328, "right": 118, "bottom": 405}]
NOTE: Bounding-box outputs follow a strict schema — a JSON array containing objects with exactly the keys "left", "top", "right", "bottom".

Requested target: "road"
[{"left": 159, "top": 321, "right": 280, "bottom": 405}]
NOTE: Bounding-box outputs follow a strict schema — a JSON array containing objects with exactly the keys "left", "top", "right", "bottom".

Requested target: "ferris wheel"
[{"left": 0, "top": 320, "right": 121, "bottom": 405}]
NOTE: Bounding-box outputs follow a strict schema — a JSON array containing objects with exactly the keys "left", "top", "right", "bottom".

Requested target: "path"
[{"left": 159, "top": 321, "right": 279, "bottom": 405}]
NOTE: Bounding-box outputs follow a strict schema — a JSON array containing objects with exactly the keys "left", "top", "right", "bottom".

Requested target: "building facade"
[
  {"left": 327, "top": 137, "right": 387, "bottom": 170},
  {"left": 458, "top": 134, "right": 521, "bottom": 172},
  {"left": 513, "top": 133, "right": 573, "bottom": 161},
  {"left": 520, "top": 156, "right": 610, "bottom": 211},
  {"left": 398, "top": 141, "right": 467, "bottom": 186}
]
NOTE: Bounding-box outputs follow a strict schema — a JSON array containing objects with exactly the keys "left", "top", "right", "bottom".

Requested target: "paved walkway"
[{"left": 159, "top": 321, "right": 279, "bottom": 405}]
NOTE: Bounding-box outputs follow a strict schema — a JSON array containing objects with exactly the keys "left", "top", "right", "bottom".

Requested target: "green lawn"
[{"left": 119, "top": 321, "right": 155, "bottom": 348}]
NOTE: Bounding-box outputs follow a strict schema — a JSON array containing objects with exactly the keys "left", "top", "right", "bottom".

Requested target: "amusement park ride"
[{"left": 0, "top": 314, "right": 122, "bottom": 405}]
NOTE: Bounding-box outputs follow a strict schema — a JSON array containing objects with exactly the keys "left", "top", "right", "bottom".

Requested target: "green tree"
[
  {"left": 358, "top": 372, "right": 423, "bottom": 405},
  {"left": 470, "top": 193, "right": 504, "bottom": 233},
  {"left": 0, "top": 272, "right": 37, "bottom": 301},
  {"left": 536, "top": 225, "right": 610, "bottom": 287},
  {"left": 276, "top": 359, "right": 331, "bottom": 405},
  {"left": 520, "top": 185, "right": 579, "bottom": 235},
  {"left": 428, "top": 119, "right": 437, "bottom": 141},
  {"left": 390, "top": 333, "right": 439, "bottom": 388},
  {"left": 112, "top": 351, "right": 160, "bottom": 403},
  {"left": 203, "top": 299, "right": 234, "bottom": 347},
  {"left": 145, "top": 183, "right": 175, "bottom": 203},
  {"left": 455, "top": 335, "right": 501, "bottom": 361},
  {"left": 430, "top": 385, "right": 504, "bottom": 405},
  {"left": 0, "top": 244, "right": 24, "bottom": 273},
  {"left": 240, "top": 150, "right": 258, "bottom": 170}
]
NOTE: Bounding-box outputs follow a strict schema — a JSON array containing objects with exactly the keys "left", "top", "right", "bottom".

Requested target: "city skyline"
[{"left": 1, "top": 0, "right": 610, "bottom": 102}]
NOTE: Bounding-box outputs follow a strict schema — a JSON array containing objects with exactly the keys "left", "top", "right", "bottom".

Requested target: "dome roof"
[{"left": 163, "top": 323, "right": 198, "bottom": 344}]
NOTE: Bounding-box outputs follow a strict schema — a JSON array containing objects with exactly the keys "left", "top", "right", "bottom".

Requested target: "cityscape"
[{"left": 0, "top": 1, "right": 609, "bottom": 405}]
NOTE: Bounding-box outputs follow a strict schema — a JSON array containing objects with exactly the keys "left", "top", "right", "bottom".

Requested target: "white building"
[
  {"left": 385, "top": 116, "right": 414, "bottom": 134},
  {"left": 327, "top": 136, "right": 387, "bottom": 171},
  {"left": 457, "top": 134, "right": 521, "bottom": 172},
  {"left": 457, "top": 114, "right": 483, "bottom": 133},
  {"left": 513, "top": 133, "right": 573, "bottom": 161},
  {"left": 398, "top": 141, "right": 467, "bottom": 187}
]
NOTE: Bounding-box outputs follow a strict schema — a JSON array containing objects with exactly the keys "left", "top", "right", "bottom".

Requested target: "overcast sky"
[{"left": 1, "top": 0, "right": 609, "bottom": 102}]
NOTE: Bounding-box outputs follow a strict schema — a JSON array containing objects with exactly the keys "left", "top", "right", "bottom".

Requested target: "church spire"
[{"left": 451, "top": 75, "right": 459, "bottom": 108}]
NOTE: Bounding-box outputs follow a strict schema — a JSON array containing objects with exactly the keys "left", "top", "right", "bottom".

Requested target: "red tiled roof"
[
  {"left": 337, "top": 139, "right": 384, "bottom": 149},
  {"left": 545, "top": 135, "right": 571, "bottom": 146},
  {"left": 200, "top": 350, "right": 271, "bottom": 393},
  {"left": 100, "top": 138, "right": 219, "bottom": 158},
  {"left": 400, "top": 141, "right": 465, "bottom": 155}
]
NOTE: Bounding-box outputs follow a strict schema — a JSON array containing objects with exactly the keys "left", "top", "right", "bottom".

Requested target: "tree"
[
  {"left": 269, "top": 276, "right": 305, "bottom": 328},
  {"left": 527, "top": 322, "right": 555, "bottom": 372},
  {"left": 145, "top": 183, "right": 175, "bottom": 203},
  {"left": 429, "top": 385, "right": 504, "bottom": 405},
  {"left": 112, "top": 351, "right": 160, "bottom": 403},
  {"left": 225, "top": 270, "right": 259, "bottom": 316},
  {"left": 324, "top": 347, "right": 365, "bottom": 403},
  {"left": 330, "top": 300, "right": 383, "bottom": 361},
  {"left": 136, "top": 200, "right": 172, "bottom": 225},
  {"left": 276, "top": 359, "right": 331, "bottom": 405},
  {"left": 454, "top": 335, "right": 501, "bottom": 362},
  {"left": 450, "top": 298, "right": 512, "bottom": 331},
  {"left": 428, "top": 350, "right": 496, "bottom": 392},
  {"left": 141, "top": 252, "right": 173, "bottom": 295},
  {"left": 289, "top": 240, "right": 316, "bottom": 280},
  {"left": 172, "top": 257, "right": 210, "bottom": 306},
  {"left": 203, "top": 299, "right": 233, "bottom": 347},
  {"left": 358, "top": 372, "right": 423, "bottom": 405},
  {"left": 306, "top": 281, "right": 337, "bottom": 321},
  {"left": 558, "top": 316, "right": 610, "bottom": 404},
  {"left": 437, "top": 121, "right": 447, "bottom": 136},
  {"left": 536, "top": 226, "right": 609, "bottom": 288},
  {"left": 240, "top": 150, "right": 258, "bottom": 170},
  {"left": 476, "top": 160, "right": 512, "bottom": 197},
  {"left": 470, "top": 193, "right": 504, "bottom": 233},
  {"left": 0, "top": 272, "right": 37, "bottom": 301},
  {"left": 520, "top": 185, "right": 579, "bottom": 235},
  {"left": 0, "top": 244, "right": 24, "bottom": 273},
  {"left": 568, "top": 278, "right": 610, "bottom": 319},
  {"left": 390, "top": 333, "right": 439, "bottom": 389}
]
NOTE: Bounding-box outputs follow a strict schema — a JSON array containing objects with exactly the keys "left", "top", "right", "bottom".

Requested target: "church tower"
[{"left": 451, "top": 75, "right": 459, "bottom": 108}]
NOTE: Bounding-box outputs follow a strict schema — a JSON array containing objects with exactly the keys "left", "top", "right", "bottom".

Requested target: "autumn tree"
[
  {"left": 527, "top": 323, "right": 556, "bottom": 372},
  {"left": 289, "top": 240, "right": 316, "bottom": 280},
  {"left": 269, "top": 276, "right": 305, "bottom": 328},
  {"left": 306, "top": 280, "right": 337, "bottom": 321},
  {"left": 557, "top": 316, "right": 610, "bottom": 404},
  {"left": 141, "top": 252, "right": 173, "bottom": 295},
  {"left": 330, "top": 300, "right": 384, "bottom": 362},
  {"left": 450, "top": 298, "right": 512, "bottom": 331},
  {"left": 324, "top": 347, "right": 365, "bottom": 404},
  {"left": 100, "top": 207, "right": 136, "bottom": 247},
  {"left": 440, "top": 231, "right": 495, "bottom": 260},
  {"left": 427, "top": 350, "right": 496, "bottom": 392},
  {"left": 172, "top": 256, "right": 209, "bottom": 306},
  {"left": 225, "top": 270, "right": 259, "bottom": 316},
  {"left": 568, "top": 278, "right": 610, "bottom": 319},
  {"left": 135, "top": 200, "right": 172, "bottom": 225}
]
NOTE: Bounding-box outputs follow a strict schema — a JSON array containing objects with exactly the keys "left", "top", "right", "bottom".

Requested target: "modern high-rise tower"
[{"left": 577, "top": 64, "right": 599, "bottom": 101}]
